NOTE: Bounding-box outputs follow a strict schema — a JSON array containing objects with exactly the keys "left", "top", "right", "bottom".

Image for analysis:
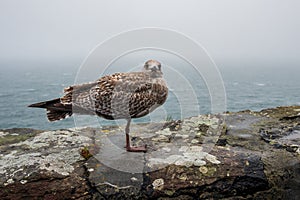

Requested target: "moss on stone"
[{"left": 0, "top": 129, "right": 41, "bottom": 145}]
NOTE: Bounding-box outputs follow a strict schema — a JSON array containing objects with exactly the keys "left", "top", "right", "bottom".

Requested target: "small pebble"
[
  {"left": 88, "top": 168, "right": 94, "bottom": 172},
  {"left": 131, "top": 177, "right": 138, "bottom": 182}
]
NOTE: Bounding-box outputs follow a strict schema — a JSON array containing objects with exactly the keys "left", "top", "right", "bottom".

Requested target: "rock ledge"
[{"left": 0, "top": 106, "right": 300, "bottom": 199}]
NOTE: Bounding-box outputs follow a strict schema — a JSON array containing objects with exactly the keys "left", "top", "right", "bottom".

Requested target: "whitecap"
[
  {"left": 25, "top": 88, "right": 37, "bottom": 92},
  {"left": 255, "top": 83, "right": 265, "bottom": 86}
]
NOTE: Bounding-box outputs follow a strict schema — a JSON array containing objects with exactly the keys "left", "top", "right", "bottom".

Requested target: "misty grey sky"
[{"left": 0, "top": 0, "right": 299, "bottom": 68}]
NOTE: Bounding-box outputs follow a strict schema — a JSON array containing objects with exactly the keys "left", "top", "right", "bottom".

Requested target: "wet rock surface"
[{"left": 1, "top": 106, "right": 300, "bottom": 199}]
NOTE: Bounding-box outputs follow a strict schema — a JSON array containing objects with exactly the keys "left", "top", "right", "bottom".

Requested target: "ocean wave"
[
  {"left": 0, "top": 93, "right": 13, "bottom": 98},
  {"left": 255, "top": 83, "right": 266, "bottom": 86},
  {"left": 25, "top": 88, "right": 37, "bottom": 92},
  {"left": 48, "top": 83, "right": 60, "bottom": 86},
  {"left": 63, "top": 73, "right": 72, "bottom": 76}
]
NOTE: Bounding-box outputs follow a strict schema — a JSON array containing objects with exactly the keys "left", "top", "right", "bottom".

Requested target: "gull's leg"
[{"left": 125, "top": 119, "right": 147, "bottom": 153}]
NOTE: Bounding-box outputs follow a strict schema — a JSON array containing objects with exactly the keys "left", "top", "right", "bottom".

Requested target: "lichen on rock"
[
  {"left": 0, "top": 129, "right": 92, "bottom": 186},
  {"left": 1, "top": 106, "right": 300, "bottom": 199}
]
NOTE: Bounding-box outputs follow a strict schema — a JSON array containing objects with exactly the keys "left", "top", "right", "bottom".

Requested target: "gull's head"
[{"left": 143, "top": 60, "right": 163, "bottom": 77}]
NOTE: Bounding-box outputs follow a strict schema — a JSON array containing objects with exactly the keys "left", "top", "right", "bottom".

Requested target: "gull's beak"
[{"left": 151, "top": 66, "right": 158, "bottom": 72}]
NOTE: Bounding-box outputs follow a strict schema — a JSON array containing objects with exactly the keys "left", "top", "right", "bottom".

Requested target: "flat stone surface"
[{"left": 0, "top": 106, "right": 300, "bottom": 199}]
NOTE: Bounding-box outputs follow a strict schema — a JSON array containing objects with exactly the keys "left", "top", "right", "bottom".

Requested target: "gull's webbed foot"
[{"left": 126, "top": 145, "right": 147, "bottom": 153}]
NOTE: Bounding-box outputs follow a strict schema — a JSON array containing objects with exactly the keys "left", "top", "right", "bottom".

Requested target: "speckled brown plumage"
[
  {"left": 61, "top": 71, "right": 168, "bottom": 120},
  {"left": 29, "top": 60, "right": 168, "bottom": 152}
]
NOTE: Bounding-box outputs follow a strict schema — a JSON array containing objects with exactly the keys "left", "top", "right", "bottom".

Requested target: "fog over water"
[{"left": 0, "top": 0, "right": 299, "bottom": 129}]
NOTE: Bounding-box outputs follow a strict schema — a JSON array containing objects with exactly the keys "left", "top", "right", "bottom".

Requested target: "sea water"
[{"left": 0, "top": 61, "right": 299, "bottom": 130}]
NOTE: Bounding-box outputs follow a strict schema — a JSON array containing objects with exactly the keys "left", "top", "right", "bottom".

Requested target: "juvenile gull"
[{"left": 29, "top": 60, "right": 168, "bottom": 152}]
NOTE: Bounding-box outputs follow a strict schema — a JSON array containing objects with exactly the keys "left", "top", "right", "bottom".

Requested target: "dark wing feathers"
[
  {"left": 32, "top": 71, "right": 168, "bottom": 121},
  {"left": 47, "top": 109, "right": 72, "bottom": 121},
  {"left": 61, "top": 82, "right": 98, "bottom": 104},
  {"left": 28, "top": 98, "right": 61, "bottom": 108},
  {"left": 29, "top": 98, "right": 73, "bottom": 121}
]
